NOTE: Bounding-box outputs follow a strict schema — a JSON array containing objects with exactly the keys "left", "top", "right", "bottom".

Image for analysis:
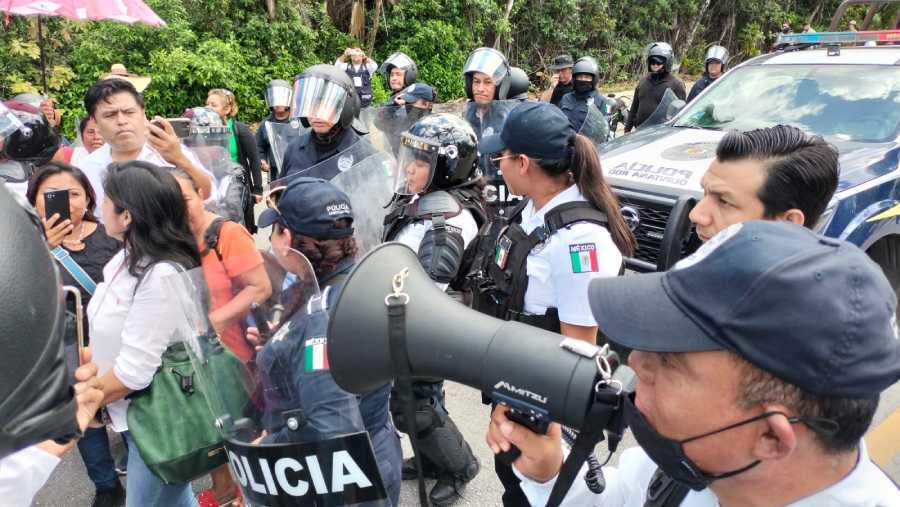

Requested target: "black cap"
[
  {"left": 549, "top": 54, "right": 574, "bottom": 70},
  {"left": 400, "top": 83, "right": 436, "bottom": 103},
  {"left": 589, "top": 220, "right": 900, "bottom": 398},
  {"left": 479, "top": 102, "right": 574, "bottom": 160},
  {"left": 258, "top": 177, "right": 354, "bottom": 240}
]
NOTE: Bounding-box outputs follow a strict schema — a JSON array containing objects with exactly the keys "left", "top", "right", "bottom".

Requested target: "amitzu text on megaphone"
[{"left": 327, "top": 242, "right": 636, "bottom": 436}]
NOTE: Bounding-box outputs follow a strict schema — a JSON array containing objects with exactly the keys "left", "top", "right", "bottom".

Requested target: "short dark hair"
[
  {"left": 733, "top": 354, "right": 878, "bottom": 454},
  {"left": 84, "top": 79, "right": 145, "bottom": 119},
  {"left": 78, "top": 116, "right": 91, "bottom": 136},
  {"left": 26, "top": 162, "right": 98, "bottom": 223},
  {"left": 716, "top": 125, "right": 838, "bottom": 227}
]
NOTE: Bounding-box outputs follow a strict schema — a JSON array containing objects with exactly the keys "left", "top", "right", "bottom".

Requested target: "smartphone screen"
[
  {"left": 44, "top": 188, "right": 71, "bottom": 222},
  {"left": 152, "top": 118, "right": 192, "bottom": 139}
]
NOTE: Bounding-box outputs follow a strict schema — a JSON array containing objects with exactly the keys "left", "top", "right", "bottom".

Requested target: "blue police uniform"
[
  {"left": 558, "top": 90, "right": 607, "bottom": 132},
  {"left": 280, "top": 129, "right": 376, "bottom": 180},
  {"left": 257, "top": 257, "right": 402, "bottom": 505}
]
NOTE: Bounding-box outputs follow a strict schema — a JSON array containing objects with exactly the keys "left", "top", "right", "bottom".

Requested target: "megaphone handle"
[{"left": 496, "top": 445, "right": 522, "bottom": 465}]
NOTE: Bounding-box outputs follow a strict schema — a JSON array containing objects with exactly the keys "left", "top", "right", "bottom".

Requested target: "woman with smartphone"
[{"left": 26, "top": 162, "right": 125, "bottom": 506}]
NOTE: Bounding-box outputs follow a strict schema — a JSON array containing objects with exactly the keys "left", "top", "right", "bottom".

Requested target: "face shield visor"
[
  {"left": 395, "top": 133, "right": 442, "bottom": 195},
  {"left": 0, "top": 102, "right": 28, "bottom": 142},
  {"left": 705, "top": 46, "right": 729, "bottom": 66},
  {"left": 464, "top": 48, "right": 509, "bottom": 84},
  {"left": 380, "top": 52, "right": 415, "bottom": 76},
  {"left": 184, "top": 107, "right": 231, "bottom": 176},
  {"left": 291, "top": 76, "right": 348, "bottom": 126},
  {"left": 265, "top": 81, "right": 293, "bottom": 109}
]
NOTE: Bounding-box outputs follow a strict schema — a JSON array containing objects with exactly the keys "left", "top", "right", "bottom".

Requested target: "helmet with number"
[
  {"left": 704, "top": 45, "right": 729, "bottom": 70},
  {"left": 572, "top": 56, "right": 600, "bottom": 87},
  {"left": 185, "top": 106, "right": 229, "bottom": 145},
  {"left": 646, "top": 42, "right": 675, "bottom": 73},
  {"left": 265, "top": 79, "right": 293, "bottom": 109},
  {"left": 290, "top": 64, "right": 360, "bottom": 129},
  {"left": 0, "top": 100, "right": 60, "bottom": 166},
  {"left": 507, "top": 67, "right": 530, "bottom": 101},
  {"left": 379, "top": 52, "right": 419, "bottom": 89},
  {"left": 463, "top": 47, "right": 511, "bottom": 100},
  {"left": 394, "top": 114, "right": 479, "bottom": 194},
  {"left": 0, "top": 184, "right": 79, "bottom": 459}
]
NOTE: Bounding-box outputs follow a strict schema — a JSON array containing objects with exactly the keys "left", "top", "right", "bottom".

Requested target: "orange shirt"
[{"left": 200, "top": 220, "right": 263, "bottom": 363}]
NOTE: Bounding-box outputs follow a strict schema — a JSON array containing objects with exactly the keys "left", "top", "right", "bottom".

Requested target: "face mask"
[
  {"left": 624, "top": 394, "right": 794, "bottom": 491},
  {"left": 573, "top": 80, "right": 594, "bottom": 95}
]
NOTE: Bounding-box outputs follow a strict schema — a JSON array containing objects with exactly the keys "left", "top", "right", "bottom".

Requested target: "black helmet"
[
  {"left": 1, "top": 100, "right": 60, "bottom": 166},
  {"left": 379, "top": 52, "right": 419, "bottom": 89},
  {"left": 704, "top": 45, "right": 730, "bottom": 70},
  {"left": 646, "top": 42, "right": 675, "bottom": 73},
  {"left": 0, "top": 184, "right": 79, "bottom": 459},
  {"left": 291, "top": 64, "right": 361, "bottom": 129},
  {"left": 395, "top": 114, "right": 479, "bottom": 194},
  {"left": 507, "top": 67, "right": 530, "bottom": 101},
  {"left": 463, "top": 47, "right": 511, "bottom": 100},
  {"left": 572, "top": 56, "right": 600, "bottom": 87}
]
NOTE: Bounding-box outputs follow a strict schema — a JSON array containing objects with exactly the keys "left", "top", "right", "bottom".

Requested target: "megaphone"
[{"left": 328, "top": 242, "right": 631, "bottom": 432}]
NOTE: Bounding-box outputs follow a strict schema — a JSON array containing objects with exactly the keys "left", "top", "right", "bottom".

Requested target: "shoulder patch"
[
  {"left": 569, "top": 243, "right": 599, "bottom": 273},
  {"left": 304, "top": 336, "right": 329, "bottom": 372}
]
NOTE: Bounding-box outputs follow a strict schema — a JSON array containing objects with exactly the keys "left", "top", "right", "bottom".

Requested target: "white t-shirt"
[
  {"left": 87, "top": 251, "right": 184, "bottom": 431},
  {"left": 0, "top": 446, "right": 60, "bottom": 507},
  {"left": 519, "top": 185, "right": 623, "bottom": 326},
  {"left": 69, "top": 145, "right": 92, "bottom": 166},
  {"left": 76, "top": 142, "right": 216, "bottom": 219},
  {"left": 514, "top": 441, "right": 900, "bottom": 506},
  {"left": 394, "top": 205, "right": 479, "bottom": 291}
]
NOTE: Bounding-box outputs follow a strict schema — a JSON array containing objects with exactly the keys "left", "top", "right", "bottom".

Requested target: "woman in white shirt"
[{"left": 88, "top": 161, "right": 201, "bottom": 507}]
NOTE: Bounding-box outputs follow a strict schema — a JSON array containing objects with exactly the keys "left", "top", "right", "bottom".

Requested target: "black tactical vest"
[{"left": 345, "top": 65, "right": 373, "bottom": 107}]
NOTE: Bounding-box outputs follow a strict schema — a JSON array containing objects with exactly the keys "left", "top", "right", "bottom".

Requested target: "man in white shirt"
[
  {"left": 487, "top": 220, "right": 900, "bottom": 506},
  {"left": 76, "top": 78, "right": 213, "bottom": 217},
  {"left": 335, "top": 47, "right": 378, "bottom": 107}
]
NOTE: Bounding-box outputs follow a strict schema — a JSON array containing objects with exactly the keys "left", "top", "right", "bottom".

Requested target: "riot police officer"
[
  {"left": 256, "top": 79, "right": 293, "bottom": 180},
  {"left": 382, "top": 114, "right": 486, "bottom": 506},
  {"left": 558, "top": 56, "right": 608, "bottom": 131},
  {"left": 379, "top": 52, "right": 419, "bottom": 105},
  {"left": 1, "top": 100, "right": 61, "bottom": 196},
  {"left": 280, "top": 65, "right": 375, "bottom": 180},
  {"left": 255, "top": 177, "right": 402, "bottom": 505},
  {"left": 624, "top": 42, "right": 686, "bottom": 132},
  {"left": 687, "top": 45, "right": 729, "bottom": 102},
  {"left": 507, "top": 67, "right": 531, "bottom": 101},
  {"left": 472, "top": 102, "right": 636, "bottom": 506}
]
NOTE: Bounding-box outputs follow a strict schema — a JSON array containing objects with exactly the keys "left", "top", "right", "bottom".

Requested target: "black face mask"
[
  {"left": 625, "top": 394, "right": 796, "bottom": 491},
  {"left": 573, "top": 80, "right": 594, "bottom": 95},
  {"left": 404, "top": 104, "right": 432, "bottom": 120}
]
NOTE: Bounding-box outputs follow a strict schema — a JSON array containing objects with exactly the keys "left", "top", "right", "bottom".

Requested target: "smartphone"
[
  {"left": 152, "top": 118, "right": 192, "bottom": 139},
  {"left": 44, "top": 188, "right": 71, "bottom": 222},
  {"left": 63, "top": 286, "right": 86, "bottom": 367}
]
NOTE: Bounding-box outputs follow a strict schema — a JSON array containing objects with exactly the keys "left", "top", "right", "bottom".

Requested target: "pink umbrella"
[{"left": 1, "top": 0, "right": 165, "bottom": 92}]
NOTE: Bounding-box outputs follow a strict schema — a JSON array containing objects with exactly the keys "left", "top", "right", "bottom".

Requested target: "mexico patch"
[
  {"left": 569, "top": 243, "right": 599, "bottom": 273},
  {"left": 304, "top": 337, "right": 329, "bottom": 372}
]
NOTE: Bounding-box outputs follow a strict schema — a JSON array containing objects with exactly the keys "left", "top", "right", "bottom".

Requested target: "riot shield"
[
  {"left": 462, "top": 100, "right": 521, "bottom": 209},
  {"left": 271, "top": 141, "right": 395, "bottom": 254},
  {"left": 358, "top": 105, "right": 431, "bottom": 158},
  {"left": 266, "top": 122, "right": 307, "bottom": 175},
  {"left": 164, "top": 251, "right": 390, "bottom": 507},
  {"left": 639, "top": 88, "right": 686, "bottom": 129},
  {"left": 578, "top": 103, "right": 611, "bottom": 147},
  {"left": 184, "top": 131, "right": 247, "bottom": 224}
]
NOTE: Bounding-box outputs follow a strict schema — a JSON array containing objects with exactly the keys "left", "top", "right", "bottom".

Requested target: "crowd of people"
[{"left": 0, "top": 38, "right": 898, "bottom": 507}]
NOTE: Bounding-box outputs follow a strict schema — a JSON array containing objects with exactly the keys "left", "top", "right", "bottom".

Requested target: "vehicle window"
[{"left": 675, "top": 65, "right": 900, "bottom": 142}]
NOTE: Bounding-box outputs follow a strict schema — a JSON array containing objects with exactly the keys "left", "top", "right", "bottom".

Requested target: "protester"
[
  {"left": 76, "top": 79, "right": 214, "bottom": 216},
  {"left": 335, "top": 47, "right": 378, "bottom": 108},
  {"left": 88, "top": 161, "right": 201, "bottom": 506},
  {"left": 255, "top": 79, "right": 293, "bottom": 180},
  {"left": 70, "top": 117, "right": 107, "bottom": 166},
  {"left": 489, "top": 220, "right": 900, "bottom": 506},
  {"left": 100, "top": 63, "right": 152, "bottom": 94},
  {"left": 540, "top": 54, "right": 575, "bottom": 106},
  {"left": 624, "top": 42, "right": 686, "bottom": 132}
]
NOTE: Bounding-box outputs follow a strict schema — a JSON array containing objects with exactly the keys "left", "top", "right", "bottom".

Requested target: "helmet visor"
[
  {"left": 0, "top": 102, "right": 27, "bottom": 140},
  {"left": 705, "top": 46, "right": 729, "bottom": 64},
  {"left": 266, "top": 83, "right": 293, "bottom": 109},
  {"left": 464, "top": 48, "right": 509, "bottom": 84},
  {"left": 394, "top": 133, "right": 439, "bottom": 195},
  {"left": 380, "top": 52, "right": 415, "bottom": 74},
  {"left": 291, "top": 76, "right": 348, "bottom": 125}
]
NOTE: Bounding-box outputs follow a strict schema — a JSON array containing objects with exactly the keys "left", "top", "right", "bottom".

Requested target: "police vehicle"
[{"left": 599, "top": 29, "right": 900, "bottom": 295}]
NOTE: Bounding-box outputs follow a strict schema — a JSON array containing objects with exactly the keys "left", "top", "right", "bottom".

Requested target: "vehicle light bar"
[{"left": 776, "top": 30, "right": 900, "bottom": 46}]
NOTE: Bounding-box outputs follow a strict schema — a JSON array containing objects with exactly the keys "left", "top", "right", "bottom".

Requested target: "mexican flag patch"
[
  {"left": 304, "top": 337, "right": 329, "bottom": 372},
  {"left": 569, "top": 243, "right": 599, "bottom": 273}
]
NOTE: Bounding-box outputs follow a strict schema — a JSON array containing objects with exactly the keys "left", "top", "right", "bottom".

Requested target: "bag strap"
[
  {"left": 644, "top": 468, "right": 691, "bottom": 507},
  {"left": 199, "top": 217, "right": 228, "bottom": 262},
  {"left": 51, "top": 246, "right": 97, "bottom": 295}
]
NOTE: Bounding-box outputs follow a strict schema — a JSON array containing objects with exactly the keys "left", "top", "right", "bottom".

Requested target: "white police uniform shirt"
[
  {"left": 76, "top": 142, "right": 217, "bottom": 219},
  {"left": 519, "top": 184, "right": 622, "bottom": 326},
  {"left": 514, "top": 441, "right": 900, "bottom": 506},
  {"left": 0, "top": 446, "right": 60, "bottom": 506}
]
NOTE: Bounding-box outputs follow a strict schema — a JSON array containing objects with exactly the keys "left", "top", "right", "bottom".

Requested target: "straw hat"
[{"left": 101, "top": 63, "right": 152, "bottom": 93}]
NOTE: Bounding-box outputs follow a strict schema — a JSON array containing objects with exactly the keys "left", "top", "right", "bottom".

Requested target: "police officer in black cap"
[
  {"left": 280, "top": 65, "right": 375, "bottom": 180},
  {"left": 383, "top": 113, "right": 486, "bottom": 505},
  {"left": 624, "top": 42, "right": 686, "bottom": 132},
  {"left": 540, "top": 54, "right": 575, "bottom": 106},
  {"left": 558, "top": 57, "right": 609, "bottom": 132}
]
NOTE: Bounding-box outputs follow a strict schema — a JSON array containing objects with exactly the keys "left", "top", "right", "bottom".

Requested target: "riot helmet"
[
  {"left": 1, "top": 100, "right": 60, "bottom": 167},
  {"left": 646, "top": 42, "right": 675, "bottom": 73},
  {"left": 265, "top": 79, "right": 293, "bottom": 109},
  {"left": 185, "top": 106, "right": 229, "bottom": 144},
  {"left": 395, "top": 114, "right": 479, "bottom": 195},
  {"left": 704, "top": 45, "right": 729, "bottom": 72},
  {"left": 507, "top": 67, "right": 530, "bottom": 101},
  {"left": 0, "top": 184, "right": 79, "bottom": 459},
  {"left": 572, "top": 56, "right": 600, "bottom": 89},
  {"left": 291, "top": 64, "right": 360, "bottom": 129},
  {"left": 11, "top": 93, "right": 44, "bottom": 109},
  {"left": 379, "top": 52, "right": 419, "bottom": 90},
  {"left": 463, "top": 47, "right": 511, "bottom": 101}
]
